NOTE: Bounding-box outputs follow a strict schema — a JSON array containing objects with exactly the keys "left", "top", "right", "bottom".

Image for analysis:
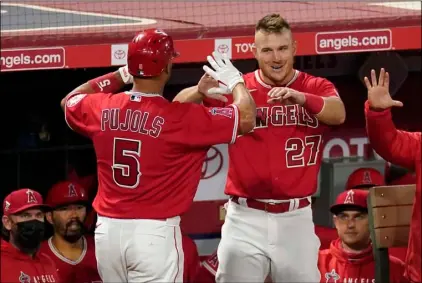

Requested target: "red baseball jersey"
[
  {"left": 318, "top": 239, "right": 406, "bottom": 283},
  {"left": 198, "top": 251, "right": 219, "bottom": 282},
  {"left": 39, "top": 235, "right": 101, "bottom": 283},
  {"left": 204, "top": 70, "right": 340, "bottom": 199},
  {"left": 389, "top": 247, "right": 408, "bottom": 262},
  {"left": 365, "top": 102, "right": 421, "bottom": 283},
  {"left": 65, "top": 91, "right": 239, "bottom": 219},
  {"left": 1, "top": 239, "right": 60, "bottom": 283},
  {"left": 182, "top": 235, "right": 201, "bottom": 283},
  {"left": 198, "top": 251, "right": 218, "bottom": 283}
]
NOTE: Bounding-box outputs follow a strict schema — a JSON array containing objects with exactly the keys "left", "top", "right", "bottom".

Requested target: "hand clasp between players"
[
  {"left": 267, "top": 87, "right": 306, "bottom": 105},
  {"left": 201, "top": 51, "right": 244, "bottom": 101}
]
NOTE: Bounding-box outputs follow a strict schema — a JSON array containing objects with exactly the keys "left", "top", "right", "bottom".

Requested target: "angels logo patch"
[
  {"left": 67, "top": 183, "right": 78, "bottom": 198},
  {"left": 19, "top": 271, "right": 30, "bottom": 283},
  {"left": 362, "top": 170, "right": 373, "bottom": 184},
  {"left": 26, "top": 189, "right": 38, "bottom": 204},
  {"left": 66, "top": 94, "right": 87, "bottom": 107},
  {"left": 324, "top": 269, "right": 340, "bottom": 283},
  {"left": 344, "top": 190, "right": 355, "bottom": 204},
  {"left": 209, "top": 107, "right": 233, "bottom": 118},
  {"left": 4, "top": 200, "right": 10, "bottom": 212}
]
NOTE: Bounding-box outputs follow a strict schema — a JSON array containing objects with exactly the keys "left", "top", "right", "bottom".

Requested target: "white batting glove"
[
  {"left": 118, "top": 65, "right": 133, "bottom": 85},
  {"left": 207, "top": 82, "right": 232, "bottom": 96},
  {"left": 203, "top": 51, "right": 244, "bottom": 93}
]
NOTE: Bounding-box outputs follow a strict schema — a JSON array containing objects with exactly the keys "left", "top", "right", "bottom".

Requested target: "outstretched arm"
[
  {"left": 173, "top": 73, "right": 229, "bottom": 106},
  {"left": 173, "top": 86, "right": 205, "bottom": 104},
  {"left": 60, "top": 66, "right": 132, "bottom": 110},
  {"left": 364, "top": 68, "right": 420, "bottom": 170}
]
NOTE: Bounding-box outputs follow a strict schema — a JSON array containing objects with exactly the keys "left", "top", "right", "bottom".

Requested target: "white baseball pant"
[
  {"left": 216, "top": 198, "right": 321, "bottom": 283},
  {"left": 94, "top": 215, "right": 183, "bottom": 283}
]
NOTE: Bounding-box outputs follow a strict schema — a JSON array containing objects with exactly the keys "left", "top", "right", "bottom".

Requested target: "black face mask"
[{"left": 12, "top": 219, "right": 45, "bottom": 254}]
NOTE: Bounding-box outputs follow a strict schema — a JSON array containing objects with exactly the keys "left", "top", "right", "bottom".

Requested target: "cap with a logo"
[
  {"left": 3, "top": 189, "right": 48, "bottom": 216},
  {"left": 45, "top": 181, "right": 88, "bottom": 208},
  {"left": 345, "top": 168, "right": 384, "bottom": 190},
  {"left": 330, "top": 189, "right": 369, "bottom": 215}
]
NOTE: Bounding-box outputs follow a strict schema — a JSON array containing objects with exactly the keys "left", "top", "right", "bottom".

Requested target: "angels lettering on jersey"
[
  {"left": 19, "top": 271, "right": 57, "bottom": 283},
  {"left": 255, "top": 104, "right": 318, "bottom": 129},
  {"left": 324, "top": 269, "right": 375, "bottom": 283}
]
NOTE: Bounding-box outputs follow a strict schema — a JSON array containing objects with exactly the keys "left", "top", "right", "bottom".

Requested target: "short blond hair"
[{"left": 255, "top": 14, "right": 291, "bottom": 33}]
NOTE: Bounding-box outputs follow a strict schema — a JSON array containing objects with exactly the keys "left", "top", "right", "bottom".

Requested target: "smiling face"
[
  {"left": 254, "top": 30, "right": 296, "bottom": 85},
  {"left": 253, "top": 14, "right": 296, "bottom": 86}
]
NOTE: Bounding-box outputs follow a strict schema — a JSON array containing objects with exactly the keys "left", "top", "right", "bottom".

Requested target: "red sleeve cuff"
[{"left": 364, "top": 100, "right": 392, "bottom": 118}]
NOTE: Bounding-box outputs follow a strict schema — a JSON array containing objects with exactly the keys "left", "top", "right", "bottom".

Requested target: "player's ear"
[
  {"left": 292, "top": 40, "right": 297, "bottom": 56},
  {"left": 167, "top": 62, "right": 173, "bottom": 74},
  {"left": 45, "top": 211, "right": 53, "bottom": 225},
  {"left": 252, "top": 44, "right": 258, "bottom": 59},
  {"left": 2, "top": 215, "right": 12, "bottom": 230},
  {"left": 332, "top": 215, "right": 339, "bottom": 227}
]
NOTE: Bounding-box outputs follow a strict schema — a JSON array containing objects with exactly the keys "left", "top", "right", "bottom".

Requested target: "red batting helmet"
[
  {"left": 127, "top": 29, "right": 179, "bottom": 77},
  {"left": 45, "top": 181, "right": 88, "bottom": 209}
]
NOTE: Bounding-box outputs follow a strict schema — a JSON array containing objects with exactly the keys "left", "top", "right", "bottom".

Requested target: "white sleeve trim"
[
  {"left": 64, "top": 95, "right": 75, "bottom": 131},
  {"left": 202, "top": 262, "right": 217, "bottom": 276},
  {"left": 333, "top": 89, "right": 340, "bottom": 98},
  {"left": 228, "top": 104, "right": 239, "bottom": 144},
  {"left": 315, "top": 98, "right": 326, "bottom": 116}
]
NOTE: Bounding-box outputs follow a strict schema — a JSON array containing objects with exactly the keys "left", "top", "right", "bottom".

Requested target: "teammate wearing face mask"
[
  {"left": 1, "top": 188, "right": 60, "bottom": 283},
  {"left": 40, "top": 181, "right": 101, "bottom": 283}
]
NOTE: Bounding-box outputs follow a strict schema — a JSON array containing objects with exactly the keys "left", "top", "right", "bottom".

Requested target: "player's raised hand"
[
  {"left": 197, "top": 73, "right": 228, "bottom": 102},
  {"left": 364, "top": 68, "right": 403, "bottom": 110},
  {"left": 203, "top": 51, "right": 244, "bottom": 93},
  {"left": 267, "top": 87, "right": 305, "bottom": 105}
]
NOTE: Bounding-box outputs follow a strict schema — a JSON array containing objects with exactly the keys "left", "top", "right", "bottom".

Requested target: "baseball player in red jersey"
[
  {"left": 318, "top": 189, "right": 406, "bottom": 283},
  {"left": 364, "top": 68, "right": 421, "bottom": 283},
  {"left": 60, "top": 28, "right": 255, "bottom": 282},
  {"left": 1, "top": 189, "right": 60, "bottom": 283},
  {"left": 174, "top": 14, "right": 346, "bottom": 282},
  {"left": 40, "top": 181, "right": 101, "bottom": 283}
]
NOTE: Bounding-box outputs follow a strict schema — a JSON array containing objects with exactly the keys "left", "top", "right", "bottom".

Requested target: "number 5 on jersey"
[{"left": 112, "top": 138, "right": 142, "bottom": 189}]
